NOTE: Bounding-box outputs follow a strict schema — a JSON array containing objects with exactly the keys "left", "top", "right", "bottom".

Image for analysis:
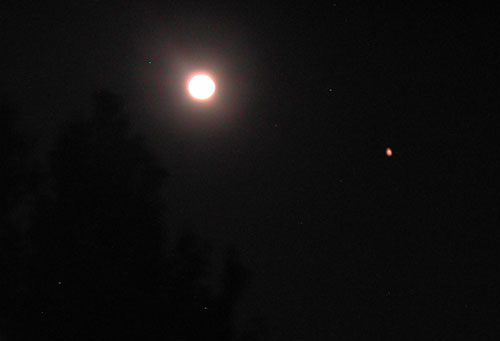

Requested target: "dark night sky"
[{"left": 2, "top": 1, "right": 498, "bottom": 339}]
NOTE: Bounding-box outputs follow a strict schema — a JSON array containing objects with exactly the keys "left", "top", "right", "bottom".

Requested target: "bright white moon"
[{"left": 188, "top": 74, "right": 215, "bottom": 100}]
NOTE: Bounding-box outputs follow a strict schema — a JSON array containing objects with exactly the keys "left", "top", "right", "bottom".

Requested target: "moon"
[{"left": 188, "top": 74, "right": 216, "bottom": 100}]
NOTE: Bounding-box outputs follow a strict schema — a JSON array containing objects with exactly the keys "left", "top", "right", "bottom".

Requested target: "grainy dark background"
[{"left": 1, "top": 1, "right": 497, "bottom": 339}]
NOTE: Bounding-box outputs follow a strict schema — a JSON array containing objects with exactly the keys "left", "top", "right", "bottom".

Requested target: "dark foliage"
[
  {"left": 0, "top": 91, "right": 259, "bottom": 340},
  {"left": 0, "top": 102, "right": 39, "bottom": 339}
]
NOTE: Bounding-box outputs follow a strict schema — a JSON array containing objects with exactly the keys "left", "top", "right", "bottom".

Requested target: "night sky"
[{"left": 2, "top": 1, "right": 498, "bottom": 339}]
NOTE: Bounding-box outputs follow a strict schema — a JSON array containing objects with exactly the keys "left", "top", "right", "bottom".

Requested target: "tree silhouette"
[
  {"left": 161, "top": 230, "right": 214, "bottom": 339},
  {"left": 25, "top": 90, "right": 168, "bottom": 340},
  {"left": 0, "top": 102, "right": 40, "bottom": 339},
  {"left": 161, "top": 231, "right": 254, "bottom": 341},
  {"left": 1, "top": 91, "right": 263, "bottom": 340}
]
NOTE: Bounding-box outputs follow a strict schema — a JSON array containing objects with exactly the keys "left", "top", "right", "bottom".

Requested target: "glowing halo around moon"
[{"left": 188, "top": 74, "right": 216, "bottom": 100}]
